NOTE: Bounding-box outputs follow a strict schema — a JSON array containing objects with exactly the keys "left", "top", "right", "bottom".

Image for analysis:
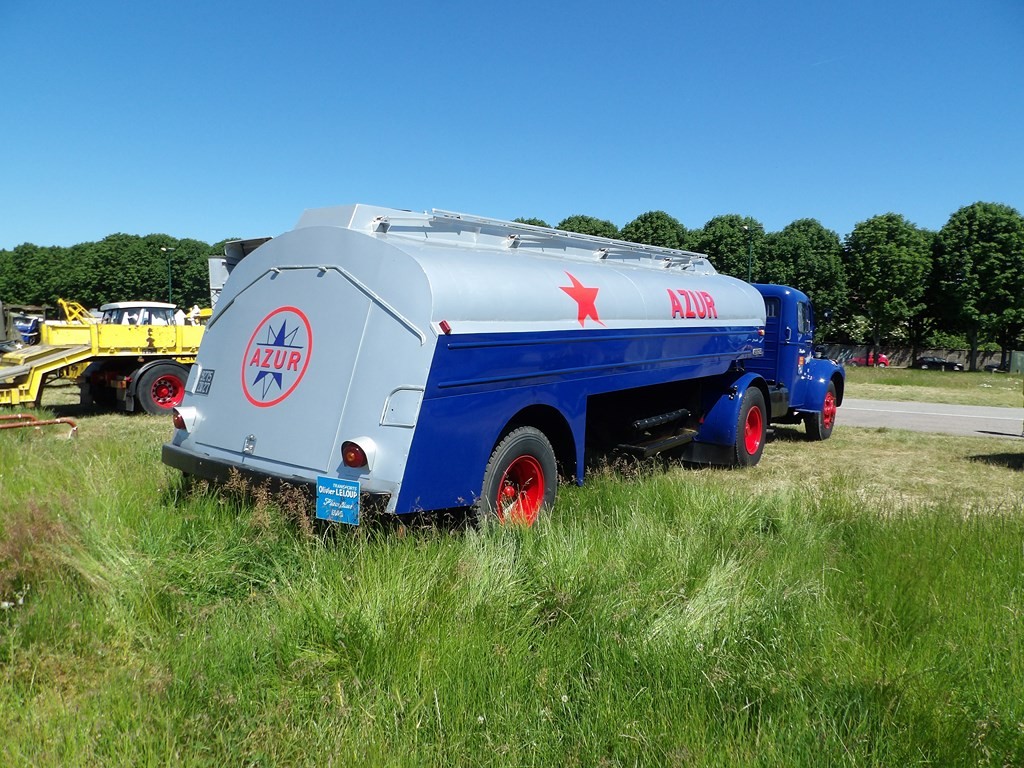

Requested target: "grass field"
[
  {"left": 1, "top": 380, "right": 1023, "bottom": 766},
  {"left": 844, "top": 366, "right": 1023, "bottom": 408}
]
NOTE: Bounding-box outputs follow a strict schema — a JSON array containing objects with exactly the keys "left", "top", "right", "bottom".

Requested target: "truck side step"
[
  {"left": 632, "top": 408, "right": 690, "bottom": 432},
  {"left": 617, "top": 429, "right": 698, "bottom": 459}
]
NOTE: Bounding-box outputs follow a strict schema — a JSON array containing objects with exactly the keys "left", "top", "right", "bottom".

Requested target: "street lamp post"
[
  {"left": 742, "top": 225, "right": 753, "bottom": 282},
  {"left": 160, "top": 246, "right": 176, "bottom": 304}
]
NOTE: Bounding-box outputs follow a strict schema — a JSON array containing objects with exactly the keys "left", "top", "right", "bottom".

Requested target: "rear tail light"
[
  {"left": 172, "top": 406, "right": 198, "bottom": 433},
  {"left": 342, "top": 442, "right": 367, "bottom": 468},
  {"left": 341, "top": 437, "right": 377, "bottom": 470}
]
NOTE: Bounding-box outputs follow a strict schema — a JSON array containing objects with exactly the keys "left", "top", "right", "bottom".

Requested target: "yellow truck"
[{"left": 0, "top": 299, "right": 204, "bottom": 413}]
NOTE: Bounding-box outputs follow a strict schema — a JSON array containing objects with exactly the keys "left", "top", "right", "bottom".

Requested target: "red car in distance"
[{"left": 848, "top": 352, "right": 890, "bottom": 367}]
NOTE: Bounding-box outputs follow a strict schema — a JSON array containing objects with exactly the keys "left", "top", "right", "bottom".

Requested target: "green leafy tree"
[
  {"left": 512, "top": 217, "right": 550, "bottom": 228},
  {"left": 0, "top": 244, "right": 47, "bottom": 304},
  {"left": 171, "top": 238, "right": 221, "bottom": 308},
  {"left": 759, "top": 232, "right": 795, "bottom": 286},
  {"left": 83, "top": 234, "right": 162, "bottom": 305},
  {"left": 556, "top": 215, "right": 619, "bottom": 239},
  {"left": 620, "top": 211, "right": 687, "bottom": 250},
  {"left": 765, "top": 219, "right": 848, "bottom": 338},
  {"left": 843, "top": 213, "right": 931, "bottom": 353},
  {"left": 934, "top": 202, "right": 1024, "bottom": 369},
  {"left": 691, "top": 215, "right": 764, "bottom": 281}
]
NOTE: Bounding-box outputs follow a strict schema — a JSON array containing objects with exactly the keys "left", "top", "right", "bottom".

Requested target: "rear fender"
[{"left": 691, "top": 372, "right": 768, "bottom": 450}]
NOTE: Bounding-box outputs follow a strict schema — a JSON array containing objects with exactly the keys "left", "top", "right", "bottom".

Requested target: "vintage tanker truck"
[{"left": 162, "top": 205, "right": 844, "bottom": 525}]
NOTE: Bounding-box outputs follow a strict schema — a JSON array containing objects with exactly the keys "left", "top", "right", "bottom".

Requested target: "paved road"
[{"left": 840, "top": 398, "right": 1024, "bottom": 440}]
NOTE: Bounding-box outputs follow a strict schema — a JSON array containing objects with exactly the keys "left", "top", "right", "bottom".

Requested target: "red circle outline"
[{"left": 241, "top": 306, "right": 313, "bottom": 408}]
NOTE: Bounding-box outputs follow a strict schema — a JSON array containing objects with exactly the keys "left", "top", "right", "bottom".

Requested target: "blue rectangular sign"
[{"left": 316, "top": 476, "right": 360, "bottom": 525}]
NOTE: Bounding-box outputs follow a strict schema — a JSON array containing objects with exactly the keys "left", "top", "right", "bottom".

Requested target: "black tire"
[
  {"left": 804, "top": 380, "right": 837, "bottom": 441},
  {"left": 475, "top": 426, "right": 557, "bottom": 526},
  {"left": 136, "top": 363, "right": 188, "bottom": 415},
  {"left": 733, "top": 387, "right": 766, "bottom": 467}
]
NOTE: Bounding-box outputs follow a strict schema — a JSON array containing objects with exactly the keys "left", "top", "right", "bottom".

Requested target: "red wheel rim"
[
  {"left": 496, "top": 455, "right": 545, "bottom": 525},
  {"left": 744, "top": 404, "right": 763, "bottom": 455},
  {"left": 151, "top": 374, "right": 184, "bottom": 409},
  {"left": 822, "top": 391, "right": 837, "bottom": 429}
]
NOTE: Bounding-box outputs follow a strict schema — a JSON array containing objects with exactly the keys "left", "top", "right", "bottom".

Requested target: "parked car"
[
  {"left": 913, "top": 356, "right": 963, "bottom": 371},
  {"left": 848, "top": 352, "right": 889, "bottom": 367}
]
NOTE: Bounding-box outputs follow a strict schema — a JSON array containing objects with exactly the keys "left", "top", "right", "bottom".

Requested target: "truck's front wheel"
[
  {"left": 734, "top": 387, "right": 766, "bottom": 467},
  {"left": 476, "top": 426, "right": 557, "bottom": 526}
]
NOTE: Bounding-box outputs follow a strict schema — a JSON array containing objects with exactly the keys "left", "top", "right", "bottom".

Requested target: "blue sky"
[{"left": 1, "top": 1, "right": 1022, "bottom": 249}]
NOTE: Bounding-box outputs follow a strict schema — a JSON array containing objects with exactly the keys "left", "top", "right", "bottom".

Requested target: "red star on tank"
[{"left": 560, "top": 272, "right": 604, "bottom": 327}]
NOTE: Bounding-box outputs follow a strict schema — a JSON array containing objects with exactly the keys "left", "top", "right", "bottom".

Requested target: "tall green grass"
[{"left": 2, "top": 416, "right": 1023, "bottom": 766}]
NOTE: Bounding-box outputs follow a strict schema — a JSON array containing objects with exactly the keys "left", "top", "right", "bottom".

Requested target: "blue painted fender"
[
  {"left": 791, "top": 358, "right": 845, "bottom": 413},
  {"left": 692, "top": 371, "right": 767, "bottom": 450}
]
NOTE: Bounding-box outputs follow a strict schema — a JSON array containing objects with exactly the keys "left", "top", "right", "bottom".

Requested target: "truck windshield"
[{"left": 101, "top": 307, "right": 177, "bottom": 325}]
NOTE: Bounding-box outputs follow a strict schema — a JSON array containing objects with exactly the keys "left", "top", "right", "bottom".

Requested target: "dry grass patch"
[
  {"left": 0, "top": 502, "right": 74, "bottom": 603},
  {"left": 659, "top": 425, "right": 1024, "bottom": 514}
]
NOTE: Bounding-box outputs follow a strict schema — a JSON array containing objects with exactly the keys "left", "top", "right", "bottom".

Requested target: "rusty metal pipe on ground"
[{"left": 0, "top": 413, "right": 78, "bottom": 437}]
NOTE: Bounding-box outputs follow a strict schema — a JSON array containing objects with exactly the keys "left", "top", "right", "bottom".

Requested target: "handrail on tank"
[{"left": 373, "top": 208, "right": 717, "bottom": 274}]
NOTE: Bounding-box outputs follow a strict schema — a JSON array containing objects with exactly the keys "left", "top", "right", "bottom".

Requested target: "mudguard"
[
  {"left": 791, "top": 358, "right": 845, "bottom": 413},
  {"left": 681, "top": 371, "right": 767, "bottom": 465}
]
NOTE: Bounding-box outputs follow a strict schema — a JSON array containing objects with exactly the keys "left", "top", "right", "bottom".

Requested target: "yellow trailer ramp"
[{"left": 0, "top": 344, "right": 93, "bottom": 406}]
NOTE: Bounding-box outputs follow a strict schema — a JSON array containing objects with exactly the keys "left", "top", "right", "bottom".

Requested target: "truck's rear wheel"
[
  {"left": 476, "top": 426, "right": 557, "bottom": 526},
  {"left": 805, "top": 381, "right": 837, "bottom": 441},
  {"left": 734, "top": 387, "right": 766, "bottom": 467},
  {"left": 137, "top": 363, "right": 187, "bottom": 415}
]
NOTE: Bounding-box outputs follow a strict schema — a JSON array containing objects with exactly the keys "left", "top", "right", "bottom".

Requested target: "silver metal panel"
[{"left": 178, "top": 224, "right": 436, "bottom": 491}]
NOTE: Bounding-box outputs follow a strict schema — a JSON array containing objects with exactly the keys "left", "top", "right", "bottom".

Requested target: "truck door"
[
  {"left": 752, "top": 294, "right": 813, "bottom": 388},
  {"left": 778, "top": 299, "right": 814, "bottom": 383}
]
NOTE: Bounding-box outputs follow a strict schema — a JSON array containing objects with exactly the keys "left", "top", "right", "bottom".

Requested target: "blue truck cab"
[{"left": 750, "top": 283, "right": 844, "bottom": 440}]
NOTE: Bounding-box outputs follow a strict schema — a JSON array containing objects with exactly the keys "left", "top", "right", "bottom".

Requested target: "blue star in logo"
[
  {"left": 262, "top": 320, "right": 302, "bottom": 348},
  {"left": 252, "top": 369, "right": 283, "bottom": 397}
]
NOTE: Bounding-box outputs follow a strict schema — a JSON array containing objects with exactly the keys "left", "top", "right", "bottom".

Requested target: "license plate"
[{"left": 316, "top": 476, "right": 360, "bottom": 525}]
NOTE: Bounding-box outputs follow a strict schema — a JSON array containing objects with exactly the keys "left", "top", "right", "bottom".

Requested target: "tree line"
[
  {"left": 2, "top": 201, "right": 1022, "bottom": 368},
  {"left": 0, "top": 233, "right": 222, "bottom": 315}
]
